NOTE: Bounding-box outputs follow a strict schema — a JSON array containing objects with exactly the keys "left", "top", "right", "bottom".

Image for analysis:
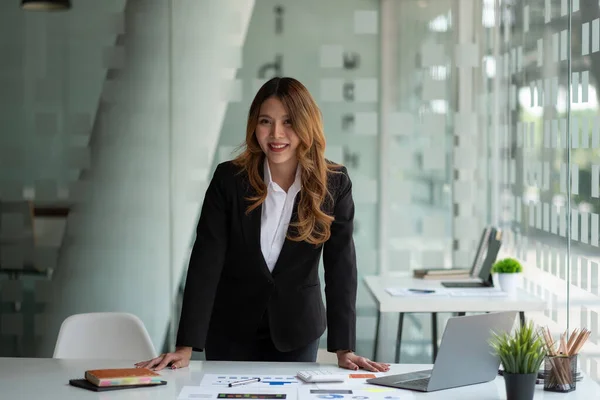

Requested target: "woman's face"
[{"left": 255, "top": 96, "right": 300, "bottom": 168}]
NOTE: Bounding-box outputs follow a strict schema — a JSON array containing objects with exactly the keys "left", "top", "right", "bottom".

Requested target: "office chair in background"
[{"left": 53, "top": 312, "right": 156, "bottom": 360}]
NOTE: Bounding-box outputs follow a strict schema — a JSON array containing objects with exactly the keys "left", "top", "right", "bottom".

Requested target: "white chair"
[
  {"left": 316, "top": 348, "right": 338, "bottom": 364},
  {"left": 53, "top": 312, "right": 157, "bottom": 360}
]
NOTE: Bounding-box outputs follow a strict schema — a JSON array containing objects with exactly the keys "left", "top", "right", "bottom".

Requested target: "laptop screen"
[
  {"left": 470, "top": 228, "right": 502, "bottom": 282},
  {"left": 469, "top": 227, "right": 492, "bottom": 277}
]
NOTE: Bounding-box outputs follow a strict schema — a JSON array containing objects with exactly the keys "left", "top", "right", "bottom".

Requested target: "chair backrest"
[
  {"left": 53, "top": 312, "right": 157, "bottom": 360},
  {"left": 316, "top": 348, "right": 338, "bottom": 364}
]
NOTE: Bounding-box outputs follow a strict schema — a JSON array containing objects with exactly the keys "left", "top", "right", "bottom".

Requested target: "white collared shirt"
[{"left": 260, "top": 159, "right": 302, "bottom": 273}]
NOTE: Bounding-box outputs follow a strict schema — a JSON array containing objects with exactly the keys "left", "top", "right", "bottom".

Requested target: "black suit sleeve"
[
  {"left": 175, "top": 164, "right": 229, "bottom": 351},
  {"left": 322, "top": 167, "right": 357, "bottom": 352}
]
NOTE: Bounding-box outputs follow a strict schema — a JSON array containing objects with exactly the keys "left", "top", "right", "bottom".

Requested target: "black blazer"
[{"left": 175, "top": 161, "right": 357, "bottom": 353}]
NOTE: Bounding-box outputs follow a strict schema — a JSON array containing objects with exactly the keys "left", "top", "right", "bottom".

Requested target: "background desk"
[
  {"left": 364, "top": 275, "right": 546, "bottom": 362},
  {"left": 3, "top": 357, "right": 597, "bottom": 399}
]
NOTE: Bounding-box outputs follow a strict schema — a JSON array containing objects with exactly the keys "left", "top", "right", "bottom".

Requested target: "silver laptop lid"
[{"left": 427, "top": 311, "right": 517, "bottom": 391}]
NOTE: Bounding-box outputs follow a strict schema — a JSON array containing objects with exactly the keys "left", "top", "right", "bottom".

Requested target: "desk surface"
[
  {"left": 364, "top": 274, "right": 546, "bottom": 313},
  {"left": 3, "top": 357, "right": 598, "bottom": 399}
]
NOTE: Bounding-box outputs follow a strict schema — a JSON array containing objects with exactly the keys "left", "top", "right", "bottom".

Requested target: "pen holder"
[{"left": 543, "top": 354, "right": 577, "bottom": 392}]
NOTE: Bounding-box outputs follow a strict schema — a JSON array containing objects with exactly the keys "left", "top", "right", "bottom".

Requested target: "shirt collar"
[{"left": 263, "top": 158, "right": 302, "bottom": 192}]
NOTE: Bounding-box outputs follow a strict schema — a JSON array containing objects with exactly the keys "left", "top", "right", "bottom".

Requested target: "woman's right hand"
[{"left": 134, "top": 346, "right": 192, "bottom": 371}]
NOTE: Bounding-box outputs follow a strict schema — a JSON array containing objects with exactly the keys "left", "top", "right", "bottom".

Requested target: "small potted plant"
[
  {"left": 491, "top": 257, "right": 523, "bottom": 295},
  {"left": 490, "top": 320, "right": 547, "bottom": 400}
]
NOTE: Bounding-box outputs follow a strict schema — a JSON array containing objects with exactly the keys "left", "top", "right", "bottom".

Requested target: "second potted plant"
[
  {"left": 491, "top": 257, "right": 523, "bottom": 294},
  {"left": 490, "top": 320, "right": 547, "bottom": 400}
]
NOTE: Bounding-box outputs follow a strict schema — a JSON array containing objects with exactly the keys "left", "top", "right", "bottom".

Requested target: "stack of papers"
[{"left": 178, "top": 373, "right": 392, "bottom": 400}]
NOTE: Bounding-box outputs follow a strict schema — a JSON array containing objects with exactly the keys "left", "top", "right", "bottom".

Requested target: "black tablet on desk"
[{"left": 69, "top": 379, "right": 167, "bottom": 392}]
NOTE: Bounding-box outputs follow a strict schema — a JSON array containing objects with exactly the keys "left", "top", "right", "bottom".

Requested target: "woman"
[{"left": 136, "top": 77, "right": 389, "bottom": 372}]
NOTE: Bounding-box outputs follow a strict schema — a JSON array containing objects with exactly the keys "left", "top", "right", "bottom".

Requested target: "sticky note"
[{"left": 349, "top": 374, "right": 376, "bottom": 379}]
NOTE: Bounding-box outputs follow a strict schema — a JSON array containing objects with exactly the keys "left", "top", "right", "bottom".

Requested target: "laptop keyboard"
[
  {"left": 401, "top": 378, "right": 430, "bottom": 390},
  {"left": 441, "top": 281, "right": 487, "bottom": 288}
]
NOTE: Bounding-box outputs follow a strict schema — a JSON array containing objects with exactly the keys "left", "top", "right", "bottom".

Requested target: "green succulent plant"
[
  {"left": 489, "top": 320, "right": 546, "bottom": 374},
  {"left": 491, "top": 257, "right": 523, "bottom": 274}
]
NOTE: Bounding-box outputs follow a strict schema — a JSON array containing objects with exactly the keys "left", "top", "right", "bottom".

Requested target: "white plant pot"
[{"left": 496, "top": 273, "right": 521, "bottom": 295}]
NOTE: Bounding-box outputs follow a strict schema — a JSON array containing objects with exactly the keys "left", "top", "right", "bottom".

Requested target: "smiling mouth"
[{"left": 269, "top": 143, "right": 289, "bottom": 150}]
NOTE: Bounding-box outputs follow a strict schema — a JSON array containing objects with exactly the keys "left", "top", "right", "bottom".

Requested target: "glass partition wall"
[
  {"left": 0, "top": 0, "right": 174, "bottom": 357},
  {"left": 484, "top": 0, "right": 600, "bottom": 381},
  {"left": 377, "top": 0, "right": 599, "bottom": 379}
]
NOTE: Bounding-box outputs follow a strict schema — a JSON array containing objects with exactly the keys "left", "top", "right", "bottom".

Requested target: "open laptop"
[
  {"left": 366, "top": 311, "right": 517, "bottom": 392},
  {"left": 440, "top": 227, "right": 502, "bottom": 288}
]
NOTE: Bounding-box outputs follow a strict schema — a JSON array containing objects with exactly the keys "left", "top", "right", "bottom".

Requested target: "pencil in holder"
[{"left": 543, "top": 354, "right": 577, "bottom": 392}]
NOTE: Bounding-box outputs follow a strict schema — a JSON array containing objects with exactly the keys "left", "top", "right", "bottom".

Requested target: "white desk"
[
  {"left": 364, "top": 275, "right": 546, "bottom": 362},
  {"left": 3, "top": 357, "right": 597, "bottom": 399}
]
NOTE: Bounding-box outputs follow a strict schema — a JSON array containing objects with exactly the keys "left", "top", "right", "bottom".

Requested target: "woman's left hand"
[{"left": 336, "top": 351, "right": 390, "bottom": 372}]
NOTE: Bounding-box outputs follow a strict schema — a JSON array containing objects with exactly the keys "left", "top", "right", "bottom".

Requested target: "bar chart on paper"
[
  {"left": 178, "top": 387, "right": 297, "bottom": 400},
  {"left": 200, "top": 374, "right": 301, "bottom": 387},
  {"left": 297, "top": 388, "right": 402, "bottom": 400}
]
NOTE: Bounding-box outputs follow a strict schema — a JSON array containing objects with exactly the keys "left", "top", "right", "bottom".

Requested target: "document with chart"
[
  {"left": 200, "top": 374, "right": 301, "bottom": 387},
  {"left": 178, "top": 386, "right": 297, "bottom": 400},
  {"left": 297, "top": 387, "right": 402, "bottom": 400}
]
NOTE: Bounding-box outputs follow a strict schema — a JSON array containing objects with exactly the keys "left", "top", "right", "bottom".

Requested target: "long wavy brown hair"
[{"left": 233, "top": 77, "right": 337, "bottom": 245}]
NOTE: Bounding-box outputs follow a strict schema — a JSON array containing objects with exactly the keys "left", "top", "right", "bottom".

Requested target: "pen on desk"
[
  {"left": 228, "top": 378, "right": 261, "bottom": 387},
  {"left": 408, "top": 289, "right": 435, "bottom": 293}
]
